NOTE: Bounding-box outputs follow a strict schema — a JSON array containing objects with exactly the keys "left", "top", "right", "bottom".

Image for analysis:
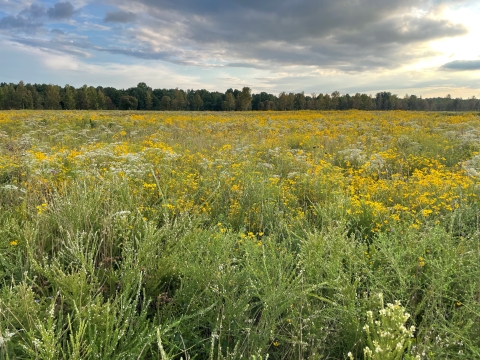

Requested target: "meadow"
[{"left": 0, "top": 110, "right": 479, "bottom": 359}]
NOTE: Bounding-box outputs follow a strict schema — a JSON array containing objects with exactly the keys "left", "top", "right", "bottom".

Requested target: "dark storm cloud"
[
  {"left": 48, "top": 2, "right": 76, "bottom": 20},
  {"left": 441, "top": 60, "right": 480, "bottom": 71},
  {"left": 111, "top": 0, "right": 470, "bottom": 70},
  {"left": 104, "top": 10, "right": 136, "bottom": 23},
  {"left": 133, "top": 0, "right": 464, "bottom": 42}
]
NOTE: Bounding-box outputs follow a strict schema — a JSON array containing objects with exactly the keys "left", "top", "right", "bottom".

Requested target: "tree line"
[{"left": 1, "top": 81, "right": 479, "bottom": 111}]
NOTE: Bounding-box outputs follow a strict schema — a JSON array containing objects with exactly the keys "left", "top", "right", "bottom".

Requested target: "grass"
[{"left": 0, "top": 110, "right": 479, "bottom": 359}]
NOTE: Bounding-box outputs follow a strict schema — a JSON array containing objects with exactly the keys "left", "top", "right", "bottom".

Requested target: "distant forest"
[{"left": 1, "top": 81, "right": 479, "bottom": 111}]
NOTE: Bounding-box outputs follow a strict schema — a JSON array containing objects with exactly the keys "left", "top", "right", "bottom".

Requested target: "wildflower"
[
  {"left": 418, "top": 257, "right": 425, "bottom": 267},
  {"left": 36, "top": 203, "right": 48, "bottom": 215},
  {"left": 10, "top": 240, "right": 18, "bottom": 246}
]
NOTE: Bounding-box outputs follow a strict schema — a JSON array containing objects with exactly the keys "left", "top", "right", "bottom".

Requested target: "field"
[{"left": 0, "top": 110, "right": 480, "bottom": 359}]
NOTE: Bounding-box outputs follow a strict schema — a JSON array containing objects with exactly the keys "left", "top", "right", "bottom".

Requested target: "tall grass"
[{"left": 0, "top": 110, "right": 479, "bottom": 359}]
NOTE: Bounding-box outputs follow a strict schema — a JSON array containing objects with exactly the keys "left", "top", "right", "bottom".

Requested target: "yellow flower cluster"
[{"left": 1, "top": 110, "right": 478, "bottom": 237}]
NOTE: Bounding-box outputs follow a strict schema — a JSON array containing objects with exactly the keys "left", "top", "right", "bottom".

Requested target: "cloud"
[
  {"left": 0, "top": 0, "right": 33, "bottom": 14},
  {"left": 51, "top": 28, "right": 66, "bottom": 35},
  {"left": 48, "top": 2, "right": 76, "bottom": 20},
  {"left": 10, "top": 34, "right": 94, "bottom": 58},
  {"left": 0, "top": 39, "right": 207, "bottom": 89},
  {"left": 226, "top": 62, "right": 267, "bottom": 69},
  {"left": 0, "top": 1, "right": 78, "bottom": 32},
  {"left": 19, "top": 4, "right": 47, "bottom": 19},
  {"left": 0, "top": 15, "right": 42, "bottom": 30},
  {"left": 441, "top": 60, "right": 480, "bottom": 71},
  {"left": 104, "top": 10, "right": 136, "bottom": 23},
  {"left": 103, "top": 0, "right": 469, "bottom": 72}
]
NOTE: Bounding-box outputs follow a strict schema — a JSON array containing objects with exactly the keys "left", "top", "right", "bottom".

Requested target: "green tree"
[
  {"left": 238, "top": 87, "right": 252, "bottom": 111},
  {"left": 145, "top": 90, "right": 153, "bottom": 110},
  {"left": 323, "top": 93, "right": 331, "bottom": 109},
  {"left": 306, "top": 93, "right": 316, "bottom": 109},
  {"left": 14, "top": 81, "right": 33, "bottom": 109},
  {"left": 105, "top": 96, "right": 116, "bottom": 110},
  {"left": 0, "top": 86, "right": 4, "bottom": 109},
  {"left": 330, "top": 91, "right": 340, "bottom": 110},
  {"left": 160, "top": 96, "right": 171, "bottom": 110},
  {"left": 4, "top": 83, "right": 16, "bottom": 109},
  {"left": 375, "top": 92, "right": 395, "bottom": 110},
  {"left": 44, "top": 85, "right": 61, "bottom": 109},
  {"left": 294, "top": 92, "right": 306, "bottom": 110},
  {"left": 25, "top": 84, "right": 43, "bottom": 109},
  {"left": 87, "top": 86, "right": 99, "bottom": 110},
  {"left": 173, "top": 88, "right": 187, "bottom": 110},
  {"left": 286, "top": 93, "right": 295, "bottom": 110},
  {"left": 193, "top": 92, "right": 203, "bottom": 111},
  {"left": 316, "top": 93, "right": 325, "bottom": 110},
  {"left": 134, "top": 82, "right": 148, "bottom": 110},
  {"left": 97, "top": 89, "right": 106, "bottom": 110},
  {"left": 278, "top": 92, "right": 288, "bottom": 111},
  {"left": 63, "top": 85, "right": 76, "bottom": 110},
  {"left": 76, "top": 85, "right": 89, "bottom": 110},
  {"left": 408, "top": 95, "right": 418, "bottom": 110},
  {"left": 224, "top": 92, "right": 235, "bottom": 111},
  {"left": 120, "top": 96, "right": 138, "bottom": 110}
]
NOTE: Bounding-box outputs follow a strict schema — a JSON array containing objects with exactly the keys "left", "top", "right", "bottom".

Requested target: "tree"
[
  {"left": 145, "top": 90, "right": 153, "bottom": 110},
  {"left": 44, "top": 84, "right": 61, "bottom": 110},
  {"left": 238, "top": 87, "right": 252, "bottom": 111},
  {"left": 323, "top": 93, "right": 332, "bottom": 109},
  {"left": 120, "top": 96, "right": 138, "bottom": 110},
  {"left": 278, "top": 92, "right": 288, "bottom": 111},
  {"left": 173, "top": 88, "right": 187, "bottom": 110},
  {"left": 224, "top": 92, "right": 235, "bottom": 111},
  {"left": 361, "top": 94, "right": 374, "bottom": 110},
  {"left": 26, "top": 84, "right": 43, "bottom": 109},
  {"left": 330, "top": 91, "right": 340, "bottom": 110},
  {"left": 316, "top": 94, "right": 325, "bottom": 110},
  {"left": 97, "top": 89, "right": 106, "bottom": 110},
  {"left": 63, "top": 85, "right": 76, "bottom": 110},
  {"left": 133, "top": 82, "right": 149, "bottom": 110},
  {"left": 15, "top": 81, "right": 33, "bottom": 109},
  {"left": 294, "top": 92, "right": 306, "bottom": 110},
  {"left": 76, "top": 85, "right": 89, "bottom": 110},
  {"left": 160, "top": 96, "right": 172, "bottom": 110},
  {"left": 307, "top": 93, "right": 316, "bottom": 110},
  {"left": 105, "top": 96, "right": 116, "bottom": 110},
  {"left": 87, "top": 86, "right": 99, "bottom": 110},
  {"left": 0, "top": 86, "right": 4, "bottom": 110},
  {"left": 408, "top": 95, "right": 418, "bottom": 111},
  {"left": 375, "top": 92, "right": 395, "bottom": 110},
  {"left": 468, "top": 96, "right": 479, "bottom": 111},
  {"left": 193, "top": 92, "right": 203, "bottom": 111},
  {"left": 4, "top": 83, "right": 16, "bottom": 109},
  {"left": 104, "top": 87, "right": 123, "bottom": 109}
]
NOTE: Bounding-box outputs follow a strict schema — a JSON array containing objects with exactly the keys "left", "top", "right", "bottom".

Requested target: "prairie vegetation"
[{"left": 0, "top": 110, "right": 480, "bottom": 359}]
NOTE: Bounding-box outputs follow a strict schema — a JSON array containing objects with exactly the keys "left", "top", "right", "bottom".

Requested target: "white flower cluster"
[
  {"left": 0, "top": 329, "right": 15, "bottom": 347},
  {"left": 359, "top": 294, "right": 419, "bottom": 360}
]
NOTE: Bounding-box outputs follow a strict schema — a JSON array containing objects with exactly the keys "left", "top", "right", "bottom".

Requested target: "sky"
[{"left": 1, "top": 0, "right": 480, "bottom": 97}]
